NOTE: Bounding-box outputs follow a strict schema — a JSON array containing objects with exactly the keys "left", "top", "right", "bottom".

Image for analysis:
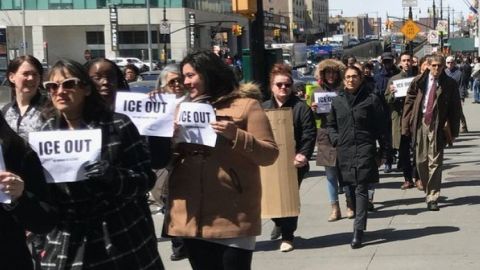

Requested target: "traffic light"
[{"left": 273, "top": 29, "right": 280, "bottom": 37}]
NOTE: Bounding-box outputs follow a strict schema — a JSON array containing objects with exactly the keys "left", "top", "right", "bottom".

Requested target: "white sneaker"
[{"left": 279, "top": 241, "right": 294, "bottom": 252}]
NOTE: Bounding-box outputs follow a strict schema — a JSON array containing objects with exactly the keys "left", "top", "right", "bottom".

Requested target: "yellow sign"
[{"left": 401, "top": 20, "right": 420, "bottom": 41}]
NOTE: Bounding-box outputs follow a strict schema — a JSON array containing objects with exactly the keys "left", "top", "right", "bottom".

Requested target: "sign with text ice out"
[
  {"left": 176, "top": 102, "right": 217, "bottom": 147},
  {"left": 0, "top": 145, "right": 11, "bottom": 204},
  {"left": 115, "top": 92, "right": 176, "bottom": 137},
  {"left": 314, "top": 92, "right": 337, "bottom": 113},
  {"left": 29, "top": 129, "right": 102, "bottom": 183},
  {"left": 392, "top": 77, "right": 414, "bottom": 98}
]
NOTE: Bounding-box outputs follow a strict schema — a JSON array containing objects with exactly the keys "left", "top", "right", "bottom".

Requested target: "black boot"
[{"left": 351, "top": 229, "right": 363, "bottom": 249}]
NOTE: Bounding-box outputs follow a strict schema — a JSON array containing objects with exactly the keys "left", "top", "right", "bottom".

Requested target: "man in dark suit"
[{"left": 402, "top": 54, "right": 462, "bottom": 211}]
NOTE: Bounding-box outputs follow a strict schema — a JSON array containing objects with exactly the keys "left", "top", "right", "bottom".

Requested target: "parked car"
[
  {"left": 128, "top": 80, "right": 157, "bottom": 94},
  {"left": 139, "top": 70, "right": 162, "bottom": 81},
  {"left": 110, "top": 57, "right": 148, "bottom": 72}
]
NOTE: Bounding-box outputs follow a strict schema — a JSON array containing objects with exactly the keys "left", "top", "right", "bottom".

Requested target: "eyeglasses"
[
  {"left": 345, "top": 75, "right": 360, "bottom": 80},
  {"left": 167, "top": 78, "right": 182, "bottom": 87},
  {"left": 275, "top": 82, "right": 292, "bottom": 88},
  {"left": 43, "top": 78, "right": 82, "bottom": 94}
]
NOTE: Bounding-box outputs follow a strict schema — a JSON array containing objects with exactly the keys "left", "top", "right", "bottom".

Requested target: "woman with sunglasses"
[
  {"left": 165, "top": 51, "right": 278, "bottom": 270},
  {"left": 2, "top": 55, "right": 47, "bottom": 140},
  {"left": 40, "top": 59, "right": 164, "bottom": 269},
  {"left": 262, "top": 63, "right": 317, "bottom": 252},
  {"left": 327, "top": 66, "right": 389, "bottom": 249}
]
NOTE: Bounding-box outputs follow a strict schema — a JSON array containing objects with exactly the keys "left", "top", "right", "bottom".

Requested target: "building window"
[
  {"left": 118, "top": 31, "right": 158, "bottom": 44},
  {"left": 49, "top": 0, "right": 74, "bottom": 9},
  {"left": 86, "top": 31, "right": 105, "bottom": 44}
]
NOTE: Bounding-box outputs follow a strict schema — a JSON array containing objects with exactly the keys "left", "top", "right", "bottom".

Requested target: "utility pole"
[
  {"left": 146, "top": 0, "right": 153, "bottom": 70},
  {"left": 21, "top": 0, "right": 26, "bottom": 55},
  {"left": 408, "top": 6, "right": 413, "bottom": 55},
  {"left": 440, "top": 0, "right": 443, "bottom": 52},
  {"left": 250, "top": 0, "right": 266, "bottom": 93},
  {"left": 162, "top": 0, "right": 168, "bottom": 66}
]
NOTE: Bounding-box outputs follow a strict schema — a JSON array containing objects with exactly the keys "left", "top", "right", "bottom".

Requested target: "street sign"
[
  {"left": 428, "top": 30, "right": 439, "bottom": 45},
  {"left": 160, "top": 22, "right": 170, "bottom": 34},
  {"left": 402, "top": 0, "right": 418, "bottom": 7},
  {"left": 400, "top": 20, "right": 420, "bottom": 41},
  {"left": 109, "top": 5, "right": 118, "bottom": 51}
]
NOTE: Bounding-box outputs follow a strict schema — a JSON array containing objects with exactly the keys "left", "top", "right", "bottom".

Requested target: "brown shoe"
[
  {"left": 328, "top": 202, "right": 341, "bottom": 222},
  {"left": 401, "top": 181, "right": 414, "bottom": 190},
  {"left": 415, "top": 179, "right": 424, "bottom": 191}
]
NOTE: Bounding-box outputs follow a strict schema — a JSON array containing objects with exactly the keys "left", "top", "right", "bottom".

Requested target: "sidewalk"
[{"left": 154, "top": 96, "right": 480, "bottom": 270}]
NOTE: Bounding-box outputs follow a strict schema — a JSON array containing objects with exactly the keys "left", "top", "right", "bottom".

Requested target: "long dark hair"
[
  {"left": 180, "top": 50, "right": 238, "bottom": 100},
  {"left": 7, "top": 55, "right": 44, "bottom": 94},
  {"left": 42, "top": 59, "right": 110, "bottom": 123}
]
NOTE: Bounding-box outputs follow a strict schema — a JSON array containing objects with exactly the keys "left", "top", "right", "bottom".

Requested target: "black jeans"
[
  {"left": 270, "top": 165, "right": 309, "bottom": 242},
  {"left": 347, "top": 183, "right": 369, "bottom": 231},
  {"left": 183, "top": 239, "right": 253, "bottom": 270}
]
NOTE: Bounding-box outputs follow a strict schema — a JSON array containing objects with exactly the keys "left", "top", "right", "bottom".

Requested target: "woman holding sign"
[
  {"left": 39, "top": 59, "right": 164, "bottom": 269},
  {"left": 327, "top": 66, "right": 390, "bottom": 249},
  {"left": 311, "top": 59, "right": 354, "bottom": 222},
  {"left": 0, "top": 114, "right": 57, "bottom": 270},
  {"left": 166, "top": 51, "right": 278, "bottom": 269},
  {"left": 262, "top": 63, "right": 317, "bottom": 252}
]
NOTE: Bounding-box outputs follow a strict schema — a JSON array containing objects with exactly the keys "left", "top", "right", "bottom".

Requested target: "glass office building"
[{"left": 1, "top": 0, "right": 232, "bottom": 13}]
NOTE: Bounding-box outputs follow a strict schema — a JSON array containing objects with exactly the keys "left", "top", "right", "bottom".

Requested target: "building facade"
[{"left": 0, "top": 0, "right": 248, "bottom": 65}]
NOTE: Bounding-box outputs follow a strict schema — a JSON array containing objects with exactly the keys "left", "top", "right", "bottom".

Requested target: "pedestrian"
[
  {"left": 165, "top": 50, "right": 279, "bottom": 269},
  {"left": 124, "top": 63, "right": 140, "bottom": 83},
  {"left": 2, "top": 55, "right": 51, "bottom": 269},
  {"left": 150, "top": 64, "right": 188, "bottom": 262},
  {"left": 311, "top": 59, "right": 354, "bottom": 221},
  {"left": 327, "top": 66, "right": 390, "bottom": 249},
  {"left": 85, "top": 58, "right": 130, "bottom": 107},
  {"left": 385, "top": 52, "right": 416, "bottom": 189},
  {"left": 402, "top": 54, "right": 462, "bottom": 211},
  {"left": 445, "top": 56, "right": 468, "bottom": 133},
  {"left": 471, "top": 57, "right": 480, "bottom": 104},
  {"left": 0, "top": 113, "right": 57, "bottom": 270},
  {"left": 40, "top": 59, "right": 164, "bottom": 269},
  {"left": 263, "top": 63, "right": 316, "bottom": 252},
  {"left": 374, "top": 52, "right": 401, "bottom": 173},
  {"left": 2, "top": 55, "right": 47, "bottom": 140}
]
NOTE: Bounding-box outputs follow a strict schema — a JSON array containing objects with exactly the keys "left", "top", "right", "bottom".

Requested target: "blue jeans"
[
  {"left": 474, "top": 79, "right": 480, "bottom": 102},
  {"left": 325, "top": 166, "right": 338, "bottom": 203}
]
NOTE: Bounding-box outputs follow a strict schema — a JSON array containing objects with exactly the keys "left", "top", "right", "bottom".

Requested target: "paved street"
[{"left": 154, "top": 95, "right": 480, "bottom": 270}]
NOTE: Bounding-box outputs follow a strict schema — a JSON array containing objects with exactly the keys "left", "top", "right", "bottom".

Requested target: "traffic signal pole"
[{"left": 250, "top": 0, "right": 267, "bottom": 93}]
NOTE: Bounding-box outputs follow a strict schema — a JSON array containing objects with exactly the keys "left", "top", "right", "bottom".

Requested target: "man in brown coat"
[{"left": 402, "top": 54, "right": 462, "bottom": 211}]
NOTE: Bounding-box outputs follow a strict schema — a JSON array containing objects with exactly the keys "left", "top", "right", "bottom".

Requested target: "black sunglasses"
[
  {"left": 43, "top": 78, "right": 82, "bottom": 94},
  {"left": 167, "top": 78, "right": 182, "bottom": 87},
  {"left": 275, "top": 82, "right": 292, "bottom": 88}
]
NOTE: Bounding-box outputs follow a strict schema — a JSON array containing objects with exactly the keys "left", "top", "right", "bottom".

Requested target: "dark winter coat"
[
  {"left": 327, "top": 83, "right": 390, "bottom": 185},
  {"left": 0, "top": 115, "right": 57, "bottom": 270}
]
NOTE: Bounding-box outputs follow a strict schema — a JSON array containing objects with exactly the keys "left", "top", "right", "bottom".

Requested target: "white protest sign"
[
  {"left": 176, "top": 102, "right": 217, "bottom": 147},
  {"left": 29, "top": 129, "right": 102, "bottom": 183},
  {"left": 392, "top": 77, "right": 414, "bottom": 98},
  {"left": 314, "top": 92, "right": 337, "bottom": 113},
  {"left": 115, "top": 92, "right": 176, "bottom": 137},
  {"left": 0, "top": 145, "right": 11, "bottom": 204}
]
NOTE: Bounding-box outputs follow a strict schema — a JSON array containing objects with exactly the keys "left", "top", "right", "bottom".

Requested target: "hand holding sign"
[
  {"left": 176, "top": 102, "right": 217, "bottom": 147},
  {"left": 392, "top": 77, "right": 414, "bottom": 98},
  {"left": 313, "top": 92, "right": 337, "bottom": 113},
  {"left": 210, "top": 120, "right": 237, "bottom": 141}
]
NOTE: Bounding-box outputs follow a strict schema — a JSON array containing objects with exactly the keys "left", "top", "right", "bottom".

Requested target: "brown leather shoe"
[
  {"left": 401, "top": 181, "right": 414, "bottom": 190},
  {"left": 415, "top": 179, "right": 424, "bottom": 191}
]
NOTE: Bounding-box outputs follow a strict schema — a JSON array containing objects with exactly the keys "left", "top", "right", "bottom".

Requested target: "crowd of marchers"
[{"left": 0, "top": 48, "right": 466, "bottom": 270}]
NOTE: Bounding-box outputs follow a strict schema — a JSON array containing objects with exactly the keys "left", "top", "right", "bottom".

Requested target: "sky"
[{"left": 329, "top": 0, "right": 474, "bottom": 22}]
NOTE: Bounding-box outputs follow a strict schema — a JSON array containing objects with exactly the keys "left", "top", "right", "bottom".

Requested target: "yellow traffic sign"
[{"left": 401, "top": 20, "right": 421, "bottom": 41}]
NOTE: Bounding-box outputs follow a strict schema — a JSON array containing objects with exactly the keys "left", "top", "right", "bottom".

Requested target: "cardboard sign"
[
  {"left": 29, "top": 129, "right": 102, "bottom": 183},
  {"left": 115, "top": 92, "right": 176, "bottom": 137},
  {"left": 176, "top": 102, "right": 217, "bottom": 147},
  {"left": 314, "top": 92, "right": 337, "bottom": 113},
  {"left": 0, "top": 145, "right": 11, "bottom": 203},
  {"left": 260, "top": 108, "right": 300, "bottom": 218},
  {"left": 392, "top": 77, "right": 414, "bottom": 98}
]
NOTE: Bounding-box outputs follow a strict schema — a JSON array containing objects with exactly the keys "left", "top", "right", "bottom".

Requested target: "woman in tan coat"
[{"left": 165, "top": 51, "right": 279, "bottom": 270}]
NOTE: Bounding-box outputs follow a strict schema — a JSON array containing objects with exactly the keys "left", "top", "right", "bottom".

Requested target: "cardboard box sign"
[{"left": 260, "top": 108, "right": 300, "bottom": 218}]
